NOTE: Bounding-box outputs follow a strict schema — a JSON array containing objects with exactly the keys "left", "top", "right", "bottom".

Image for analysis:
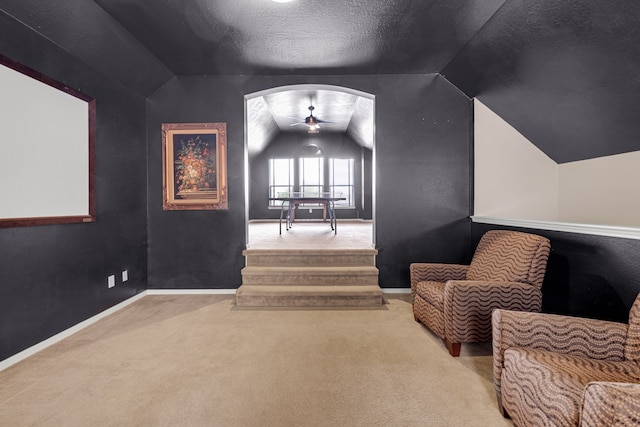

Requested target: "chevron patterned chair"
[
  {"left": 492, "top": 293, "right": 640, "bottom": 427},
  {"left": 410, "top": 230, "right": 550, "bottom": 357}
]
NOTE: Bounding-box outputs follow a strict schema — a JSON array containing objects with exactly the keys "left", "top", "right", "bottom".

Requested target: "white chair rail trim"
[{"left": 471, "top": 216, "right": 640, "bottom": 240}]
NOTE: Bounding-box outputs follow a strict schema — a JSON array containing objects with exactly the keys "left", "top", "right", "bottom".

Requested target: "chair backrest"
[
  {"left": 625, "top": 294, "right": 640, "bottom": 363},
  {"left": 466, "top": 230, "right": 551, "bottom": 288}
]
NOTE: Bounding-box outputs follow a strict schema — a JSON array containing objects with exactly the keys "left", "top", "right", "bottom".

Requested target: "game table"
[{"left": 269, "top": 192, "right": 346, "bottom": 235}]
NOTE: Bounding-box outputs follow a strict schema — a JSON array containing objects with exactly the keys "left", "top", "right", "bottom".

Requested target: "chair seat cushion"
[
  {"left": 502, "top": 347, "right": 640, "bottom": 426},
  {"left": 414, "top": 281, "right": 445, "bottom": 311}
]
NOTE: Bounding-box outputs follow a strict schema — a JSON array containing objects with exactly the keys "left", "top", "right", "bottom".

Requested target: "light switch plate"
[
  {"left": 122, "top": 270, "right": 128, "bottom": 282},
  {"left": 108, "top": 275, "right": 115, "bottom": 288}
]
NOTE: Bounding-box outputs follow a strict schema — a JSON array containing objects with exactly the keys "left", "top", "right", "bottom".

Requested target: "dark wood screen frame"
[{"left": 0, "top": 53, "right": 96, "bottom": 228}]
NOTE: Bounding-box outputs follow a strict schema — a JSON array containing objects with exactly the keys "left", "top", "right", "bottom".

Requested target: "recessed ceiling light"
[{"left": 271, "top": 0, "right": 294, "bottom": 3}]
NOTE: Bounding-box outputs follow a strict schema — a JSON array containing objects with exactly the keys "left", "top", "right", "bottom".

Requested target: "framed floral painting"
[{"left": 162, "top": 122, "right": 228, "bottom": 210}]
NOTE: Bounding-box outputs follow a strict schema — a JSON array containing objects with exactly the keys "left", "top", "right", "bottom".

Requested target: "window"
[
  {"left": 268, "top": 155, "right": 356, "bottom": 209},
  {"left": 268, "top": 158, "right": 294, "bottom": 207},
  {"left": 329, "top": 158, "right": 355, "bottom": 207},
  {"left": 299, "top": 157, "right": 324, "bottom": 197}
]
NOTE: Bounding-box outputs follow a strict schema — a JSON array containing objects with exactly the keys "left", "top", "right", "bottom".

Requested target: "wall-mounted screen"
[{"left": 0, "top": 54, "right": 96, "bottom": 228}]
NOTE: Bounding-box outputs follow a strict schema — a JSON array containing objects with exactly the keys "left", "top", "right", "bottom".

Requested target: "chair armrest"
[
  {"left": 442, "top": 280, "right": 543, "bottom": 344},
  {"left": 492, "top": 309, "right": 628, "bottom": 399},
  {"left": 580, "top": 382, "right": 640, "bottom": 427},
  {"left": 409, "top": 263, "right": 468, "bottom": 290}
]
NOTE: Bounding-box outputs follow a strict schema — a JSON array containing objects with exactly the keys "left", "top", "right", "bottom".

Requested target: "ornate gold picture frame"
[{"left": 162, "top": 122, "right": 228, "bottom": 210}]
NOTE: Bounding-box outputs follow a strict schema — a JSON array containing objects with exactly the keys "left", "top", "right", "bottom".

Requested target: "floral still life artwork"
[
  {"left": 162, "top": 122, "right": 227, "bottom": 210},
  {"left": 175, "top": 135, "right": 216, "bottom": 194}
]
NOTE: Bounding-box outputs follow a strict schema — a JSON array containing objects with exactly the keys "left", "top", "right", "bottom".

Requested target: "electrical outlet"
[
  {"left": 108, "top": 275, "right": 116, "bottom": 288},
  {"left": 122, "top": 270, "right": 128, "bottom": 282}
]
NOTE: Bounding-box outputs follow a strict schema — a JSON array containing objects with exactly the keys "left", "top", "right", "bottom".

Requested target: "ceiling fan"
[{"left": 289, "top": 105, "right": 334, "bottom": 134}]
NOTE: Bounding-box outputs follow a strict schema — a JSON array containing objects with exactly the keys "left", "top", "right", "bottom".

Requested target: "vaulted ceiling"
[{"left": 2, "top": 0, "right": 639, "bottom": 162}]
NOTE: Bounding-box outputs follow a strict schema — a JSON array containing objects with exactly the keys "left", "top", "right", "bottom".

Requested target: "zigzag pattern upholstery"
[
  {"left": 581, "top": 382, "right": 640, "bottom": 427},
  {"left": 410, "top": 230, "right": 551, "bottom": 356},
  {"left": 492, "top": 294, "right": 640, "bottom": 427}
]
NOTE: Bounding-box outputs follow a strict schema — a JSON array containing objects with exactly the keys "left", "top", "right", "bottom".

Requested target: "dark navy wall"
[
  {"left": 374, "top": 75, "right": 473, "bottom": 286},
  {"left": 0, "top": 14, "right": 147, "bottom": 360},
  {"left": 249, "top": 132, "right": 371, "bottom": 221},
  {"left": 471, "top": 223, "right": 640, "bottom": 323},
  {"left": 147, "top": 74, "right": 472, "bottom": 289},
  {"left": 146, "top": 77, "right": 247, "bottom": 289}
]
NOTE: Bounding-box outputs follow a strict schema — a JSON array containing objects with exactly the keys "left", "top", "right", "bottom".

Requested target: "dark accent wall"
[
  {"left": 249, "top": 132, "right": 372, "bottom": 221},
  {"left": 147, "top": 74, "right": 472, "bottom": 289},
  {"left": 471, "top": 223, "right": 640, "bottom": 323},
  {"left": 0, "top": 14, "right": 147, "bottom": 360}
]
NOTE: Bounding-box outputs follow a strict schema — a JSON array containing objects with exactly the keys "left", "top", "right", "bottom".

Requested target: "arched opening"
[{"left": 244, "top": 84, "right": 376, "bottom": 249}]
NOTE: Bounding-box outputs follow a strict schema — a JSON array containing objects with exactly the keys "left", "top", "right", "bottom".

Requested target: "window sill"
[{"left": 471, "top": 216, "right": 640, "bottom": 240}]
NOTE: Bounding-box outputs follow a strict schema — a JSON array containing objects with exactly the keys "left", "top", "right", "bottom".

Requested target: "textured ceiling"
[
  {"left": 2, "top": 0, "right": 640, "bottom": 162},
  {"left": 246, "top": 88, "right": 374, "bottom": 156},
  {"left": 91, "top": 0, "right": 505, "bottom": 76},
  {"left": 86, "top": 0, "right": 504, "bottom": 154}
]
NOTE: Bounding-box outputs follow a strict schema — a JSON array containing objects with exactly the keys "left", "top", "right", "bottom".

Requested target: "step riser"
[
  {"left": 236, "top": 294, "right": 383, "bottom": 307},
  {"left": 241, "top": 274, "right": 379, "bottom": 286},
  {"left": 245, "top": 255, "right": 376, "bottom": 267},
  {"left": 243, "top": 249, "right": 377, "bottom": 268}
]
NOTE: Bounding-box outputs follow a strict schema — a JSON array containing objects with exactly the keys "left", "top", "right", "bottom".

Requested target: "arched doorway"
[{"left": 244, "top": 84, "right": 375, "bottom": 249}]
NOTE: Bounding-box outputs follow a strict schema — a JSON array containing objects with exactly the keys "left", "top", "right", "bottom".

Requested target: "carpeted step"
[
  {"left": 235, "top": 284, "right": 384, "bottom": 307},
  {"left": 238, "top": 246, "right": 383, "bottom": 307},
  {"left": 241, "top": 266, "right": 379, "bottom": 286},
  {"left": 243, "top": 248, "right": 377, "bottom": 267}
]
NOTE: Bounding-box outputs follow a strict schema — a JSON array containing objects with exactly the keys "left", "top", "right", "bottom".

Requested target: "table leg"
[
  {"left": 329, "top": 200, "right": 337, "bottom": 234},
  {"left": 286, "top": 202, "right": 295, "bottom": 230},
  {"left": 279, "top": 200, "right": 286, "bottom": 234}
]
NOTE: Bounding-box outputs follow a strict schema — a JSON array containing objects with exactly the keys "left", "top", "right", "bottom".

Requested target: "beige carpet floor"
[
  {"left": 247, "top": 220, "right": 374, "bottom": 249},
  {"left": 0, "top": 294, "right": 513, "bottom": 426}
]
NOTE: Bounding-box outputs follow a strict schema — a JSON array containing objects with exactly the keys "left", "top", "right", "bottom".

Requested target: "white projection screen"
[{"left": 0, "top": 54, "right": 96, "bottom": 228}]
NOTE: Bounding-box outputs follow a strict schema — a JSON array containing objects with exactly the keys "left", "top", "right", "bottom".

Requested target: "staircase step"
[
  {"left": 241, "top": 266, "right": 379, "bottom": 286},
  {"left": 235, "top": 285, "right": 384, "bottom": 307},
  {"left": 238, "top": 246, "right": 383, "bottom": 307},
  {"left": 243, "top": 248, "right": 377, "bottom": 267}
]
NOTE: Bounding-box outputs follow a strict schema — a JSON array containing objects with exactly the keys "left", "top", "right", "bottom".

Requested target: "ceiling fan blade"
[{"left": 286, "top": 105, "right": 333, "bottom": 130}]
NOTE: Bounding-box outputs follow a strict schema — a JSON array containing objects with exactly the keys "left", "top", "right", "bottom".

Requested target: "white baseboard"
[
  {"left": 0, "top": 291, "right": 147, "bottom": 372},
  {"left": 146, "top": 288, "right": 410, "bottom": 294},
  {"left": 381, "top": 288, "right": 411, "bottom": 294},
  {"left": 146, "top": 289, "right": 237, "bottom": 295}
]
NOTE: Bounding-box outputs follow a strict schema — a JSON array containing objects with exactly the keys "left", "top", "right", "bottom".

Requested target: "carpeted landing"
[{"left": 0, "top": 295, "right": 514, "bottom": 426}]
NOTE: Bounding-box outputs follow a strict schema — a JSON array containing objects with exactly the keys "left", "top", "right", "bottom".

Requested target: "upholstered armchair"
[
  {"left": 492, "top": 294, "right": 640, "bottom": 427},
  {"left": 410, "top": 230, "right": 550, "bottom": 356}
]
